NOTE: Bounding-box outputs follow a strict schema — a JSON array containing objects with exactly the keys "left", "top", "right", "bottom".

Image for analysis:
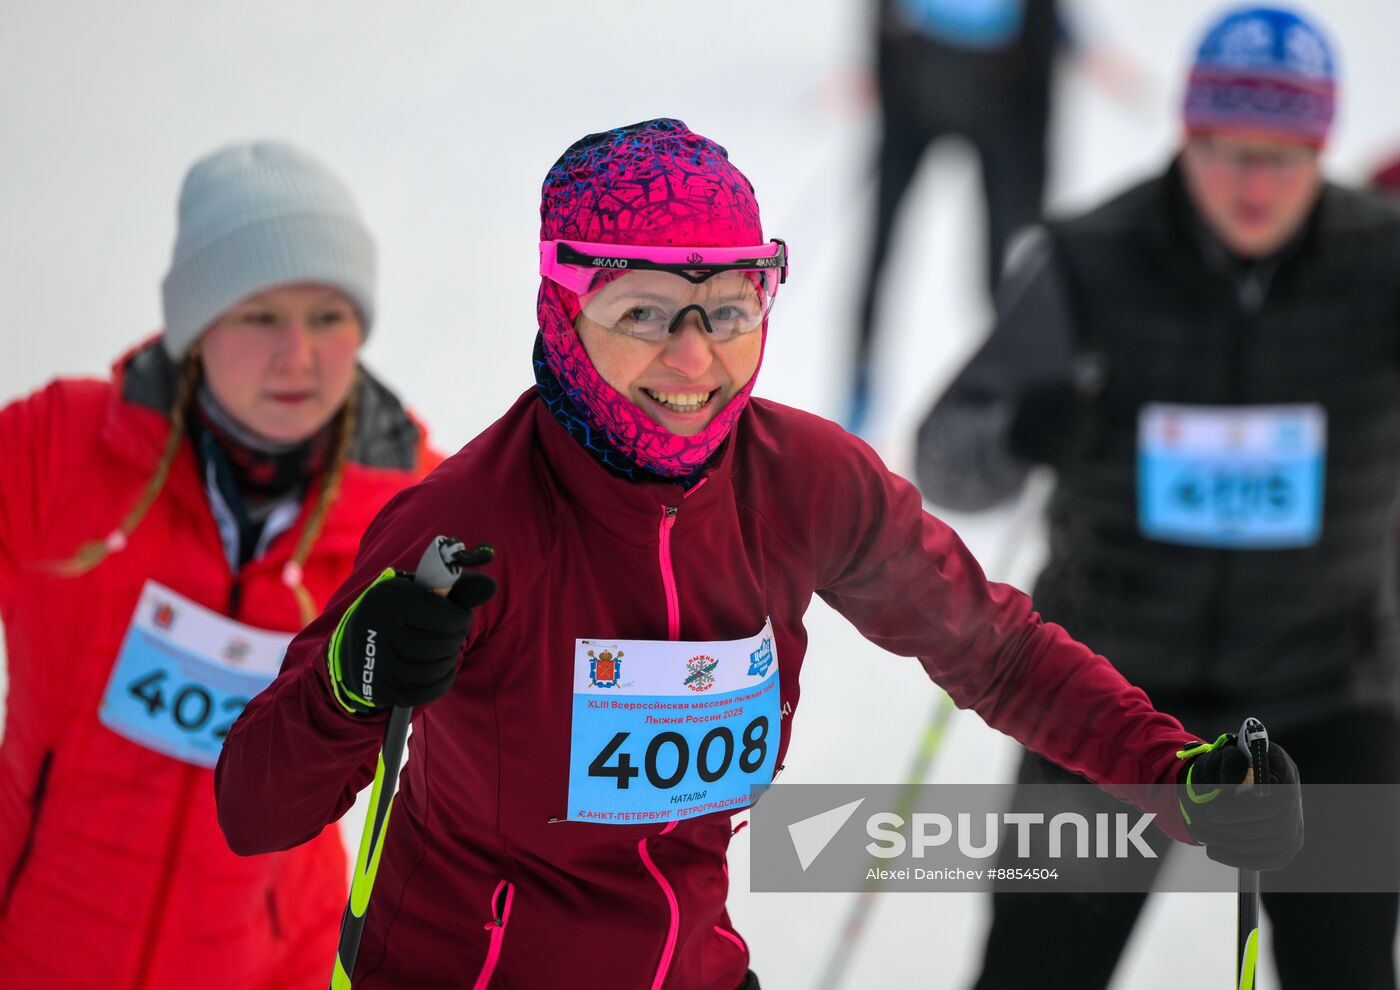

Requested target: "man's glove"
[
  {"left": 1177, "top": 732, "right": 1303, "bottom": 871},
  {"left": 327, "top": 552, "right": 497, "bottom": 716},
  {"left": 1006, "top": 354, "right": 1109, "bottom": 467}
]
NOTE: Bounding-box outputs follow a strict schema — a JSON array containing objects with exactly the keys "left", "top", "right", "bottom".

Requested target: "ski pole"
[
  {"left": 814, "top": 693, "right": 956, "bottom": 990},
  {"left": 1236, "top": 717, "right": 1269, "bottom": 990},
  {"left": 330, "top": 535, "right": 472, "bottom": 990},
  {"left": 814, "top": 471, "right": 1054, "bottom": 990}
]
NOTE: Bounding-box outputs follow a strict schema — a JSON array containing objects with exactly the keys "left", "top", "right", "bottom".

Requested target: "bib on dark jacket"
[{"left": 1034, "top": 168, "right": 1400, "bottom": 728}]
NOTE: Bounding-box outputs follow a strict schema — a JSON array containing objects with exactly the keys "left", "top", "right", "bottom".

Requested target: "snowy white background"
[{"left": 3, "top": 2, "right": 1399, "bottom": 986}]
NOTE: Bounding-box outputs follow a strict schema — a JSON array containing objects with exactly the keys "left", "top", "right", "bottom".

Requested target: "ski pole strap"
[{"left": 1175, "top": 732, "right": 1233, "bottom": 830}]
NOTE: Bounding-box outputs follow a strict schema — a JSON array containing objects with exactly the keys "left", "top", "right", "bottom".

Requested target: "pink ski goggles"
[{"left": 540, "top": 238, "right": 789, "bottom": 342}]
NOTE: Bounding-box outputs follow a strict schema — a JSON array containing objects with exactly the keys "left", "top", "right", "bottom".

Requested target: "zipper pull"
[
  {"left": 485, "top": 881, "right": 511, "bottom": 928},
  {"left": 665, "top": 506, "right": 679, "bottom": 518}
]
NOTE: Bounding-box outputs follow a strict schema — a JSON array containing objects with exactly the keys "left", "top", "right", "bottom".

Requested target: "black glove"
[
  {"left": 327, "top": 556, "right": 497, "bottom": 715},
  {"left": 1006, "top": 353, "right": 1110, "bottom": 467},
  {"left": 1177, "top": 732, "right": 1303, "bottom": 871}
]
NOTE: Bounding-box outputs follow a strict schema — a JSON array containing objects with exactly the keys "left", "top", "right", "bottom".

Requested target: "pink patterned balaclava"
[{"left": 537, "top": 118, "right": 767, "bottom": 480}]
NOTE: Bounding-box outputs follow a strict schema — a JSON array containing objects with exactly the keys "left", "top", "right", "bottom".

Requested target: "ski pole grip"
[
  {"left": 1237, "top": 717, "right": 1270, "bottom": 798},
  {"left": 414, "top": 536, "right": 467, "bottom": 595}
]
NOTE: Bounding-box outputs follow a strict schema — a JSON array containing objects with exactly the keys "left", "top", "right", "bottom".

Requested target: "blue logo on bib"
[{"left": 748, "top": 638, "right": 775, "bottom": 678}]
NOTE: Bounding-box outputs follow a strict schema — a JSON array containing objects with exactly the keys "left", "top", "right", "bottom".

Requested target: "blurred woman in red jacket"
[{"left": 0, "top": 140, "right": 438, "bottom": 989}]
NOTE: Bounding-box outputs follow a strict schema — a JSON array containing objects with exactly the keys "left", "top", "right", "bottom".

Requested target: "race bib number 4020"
[
  {"left": 566, "top": 619, "right": 780, "bottom": 825},
  {"left": 99, "top": 581, "right": 290, "bottom": 767}
]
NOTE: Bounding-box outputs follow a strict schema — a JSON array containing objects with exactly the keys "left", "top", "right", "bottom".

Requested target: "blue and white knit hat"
[
  {"left": 161, "top": 140, "right": 375, "bottom": 359},
  {"left": 1183, "top": 6, "right": 1336, "bottom": 147}
]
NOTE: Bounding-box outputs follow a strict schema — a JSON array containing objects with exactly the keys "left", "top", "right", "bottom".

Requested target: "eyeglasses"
[
  {"left": 540, "top": 239, "right": 789, "bottom": 342},
  {"left": 1191, "top": 137, "right": 1319, "bottom": 175}
]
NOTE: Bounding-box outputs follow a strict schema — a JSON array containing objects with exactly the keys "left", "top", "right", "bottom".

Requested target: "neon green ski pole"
[
  {"left": 1236, "top": 717, "right": 1269, "bottom": 990},
  {"left": 330, "top": 536, "right": 472, "bottom": 990}
]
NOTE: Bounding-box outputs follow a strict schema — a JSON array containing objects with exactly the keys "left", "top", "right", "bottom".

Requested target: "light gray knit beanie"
[{"left": 161, "top": 140, "right": 376, "bottom": 359}]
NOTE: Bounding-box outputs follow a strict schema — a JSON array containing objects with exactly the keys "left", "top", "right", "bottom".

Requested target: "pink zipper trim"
[
  {"left": 472, "top": 880, "right": 515, "bottom": 990},
  {"left": 640, "top": 821, "right": 680, "bottom": 990},
  {"left": 716, "top": 862, "right": 749, "bottom": 955},
  {"left": 646, "top": 487, "right": 705, "bottom": 985},
  {"left": 658, "top": 508, "right": 680, "bottom": 641},
  {"left": 715, "top": 924, "right": 748, "bottom": 956}
]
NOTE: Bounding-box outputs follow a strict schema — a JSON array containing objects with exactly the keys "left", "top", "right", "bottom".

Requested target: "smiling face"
[
  {"left": 574, "top": 307, "right": 763, "bottom": 437},
  {"left": 197, "top": 283, "right": 362, "bottom": 443},
  {"left": 1180, "top": 132, "right": 1324, "bottom": 257}
]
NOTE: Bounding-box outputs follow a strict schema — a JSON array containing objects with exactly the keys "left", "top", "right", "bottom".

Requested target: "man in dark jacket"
[{"left": 917, "top": 7, "right": 1399, "bottom": 988}]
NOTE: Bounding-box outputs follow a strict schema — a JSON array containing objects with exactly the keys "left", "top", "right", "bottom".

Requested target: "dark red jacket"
[
  {"left": 216, "top": 389, "right": 1196, "bottom": 989},
  {"left": 0, "top": 341, "right": 437, "bottom": 989}
]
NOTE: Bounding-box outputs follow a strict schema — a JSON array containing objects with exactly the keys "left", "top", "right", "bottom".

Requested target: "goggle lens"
[
  {"left": 580, "top": 270, "right": 775, "bottom": 341},
  {"left": 540, "top": 239, "right": 788, "bottom": 342}
]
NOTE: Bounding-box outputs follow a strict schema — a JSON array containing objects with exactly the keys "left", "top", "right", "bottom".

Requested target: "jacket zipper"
[
  {"left": 658, "top": 506, "right": 681, "bottom": 641},
  {"left": 0, "top": 749, "right": 54, "bottom": 917},
  {"left": 129, "top": 765, "right": 200, "bottom": 990},
  {"left": 472, "top": 880, "right": 515, "bottom": 989},
  {"left": 1204, "top": 272, "right": 1267, "bottom": 677},
  {"left": 135, "top": 551, "right": 241, "bottom": 988},
  {"left": 265, "top": 887, "right": 283, "bottom": 940},
  {"left": 641, "top": 504, "right": 689, "bottom": 987},
  {"left": 639, "top": 821, "right": 681, "bottom": 990},
  {"left": 658, "top": 478, "right": 708, "bottom": 642}
]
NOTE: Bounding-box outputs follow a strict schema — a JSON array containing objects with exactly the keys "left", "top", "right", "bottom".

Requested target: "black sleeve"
[{"left": 914, "top": 225, "right": 1080, "bottom": 510}]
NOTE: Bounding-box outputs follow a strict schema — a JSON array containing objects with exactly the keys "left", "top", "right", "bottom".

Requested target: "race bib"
[
  {"left": 895, "top": 0, "right": 1024, "bottom": 49},
  {"left": 99, "top": 581, "right": 290, "bottom": 767},
  {"left": 1137, "top": 403, "right": 1326, "bottom": 549},
  {"left": 567, "top": 619, "right": 781, "bottom": 825}
]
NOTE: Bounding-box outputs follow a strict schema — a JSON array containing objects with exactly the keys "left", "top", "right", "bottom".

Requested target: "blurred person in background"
[
  {"left": 917, "top": 7, "right": 1399, "bottom": 988},
  {"left": 847, "top": 0, "right": 1062, "bottom": 433},
  {"left": 216, "top": 118, "right": 1301, "bottom": 990},
  {"left": 1366, "top": 153, "right": 1400, "bottom": 817},
  {"left": 0, "top": 141, "right": 439, "bottom": 989}
]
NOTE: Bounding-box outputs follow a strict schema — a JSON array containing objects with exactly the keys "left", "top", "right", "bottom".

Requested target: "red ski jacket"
[
  {"left": 216, "top": 389, "right": 1197, "bottom": 989},
  {"left": 0, "top": 341, "right": 438, "bottom": 990}
]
